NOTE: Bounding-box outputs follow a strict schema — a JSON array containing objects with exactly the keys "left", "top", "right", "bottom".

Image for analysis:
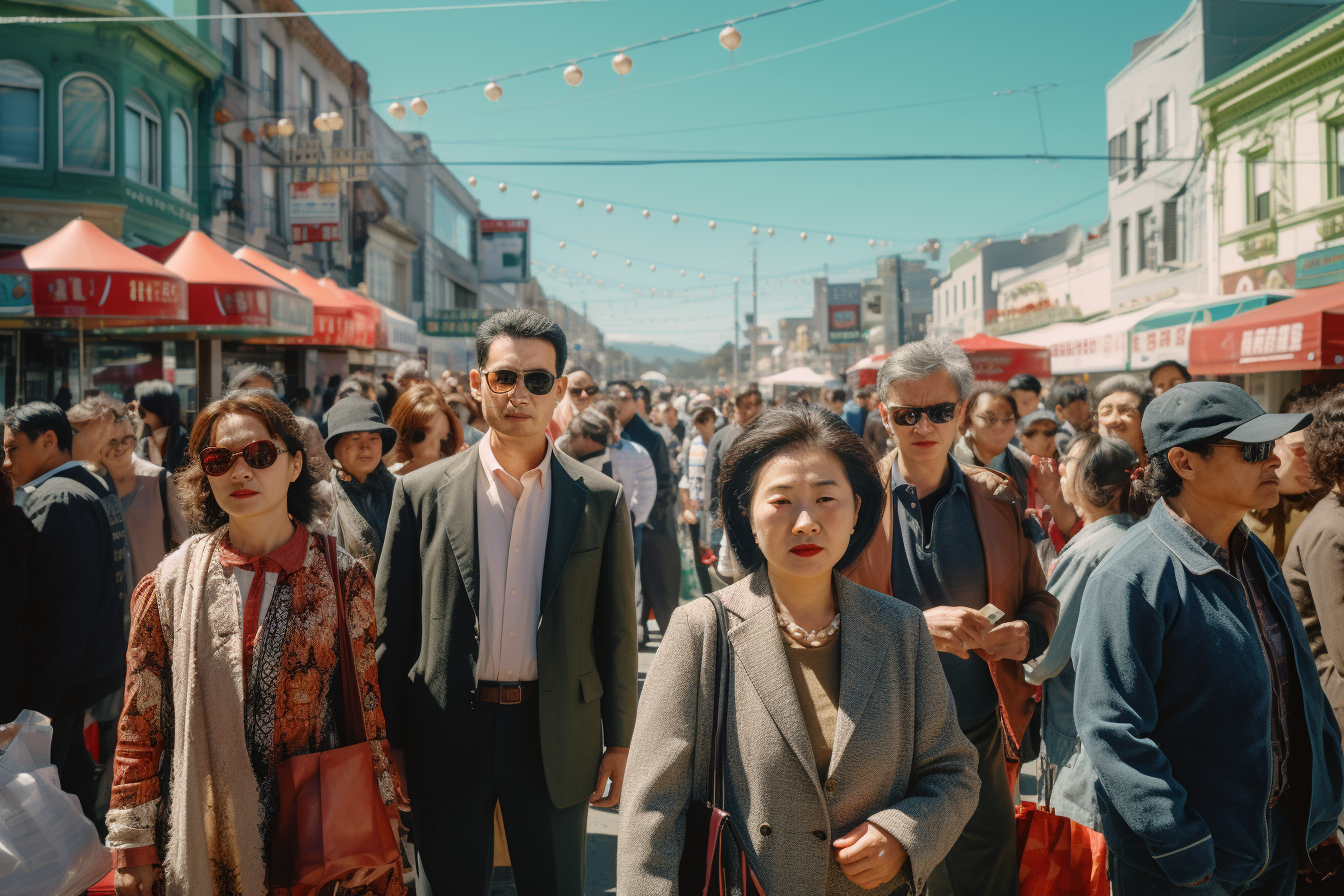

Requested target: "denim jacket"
[{"left": 1072, "top": 500, "right": 1344, "bottom": 886}]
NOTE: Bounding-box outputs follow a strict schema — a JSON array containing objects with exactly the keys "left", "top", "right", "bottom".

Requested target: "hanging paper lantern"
[
  {"left": 564, "top": 64, "right": 584, "bottom": 87},
  {"left": 598, "top": 279, "right": 605, "bottom": 286},
  {"left": 650, "top": 264, "right": 656, "bottom": 272},
  {"left": 531, "top": 189, "right": 540, "bottom": 199},
  {"left": 612, "top": 52, "right": 633, "bottom": 76},
  {"left": 313, "top": 113, "right": 330, "bottom": 132},
  {"left": 641, "top": 209, "right": 650, "bottom": 218},
  {"left": 679, "top": 269, "right": 686, "bottom": 276},
  {"left": 468, "top": 176, "right": 477, "bottom": 186},
  {"left": 591, "top": 250, "right": 598, "bottom": 257},
  {"left": 576, "top": 198, "right": 584, "bottom": 208},
  {"left": 671, "top": 214, "right": 680, "bottom": 223},
  {"left": 277, "top": 118, "right": 295, "bottom": 136},
  {"left": 698, "top": 272, "right": 705, "bottom": 279},
  {"left": 826, "top": 234, "right": 834, "bottom": 242},
  {"left": 484, "top": 81, "right": 503, "bottom": 102},
  {"left": 498, "top": 182, "right": 507, "bottom": 192},
  {"left": 751, "top": 225, "right": 758, "bottom": 234},
  {"left": 767, "top": 228, "right": 775, "bottom": 236},
  {"left": 329, "top": 112, "right": 345, "bottom": 131},
  {"left": 800, "top": 232, "right": 808, "bottom": 240},
  {"left": 410, "top": 97, "right": 428, "bottom": 117},
  {"left": 868, "top": 238, "right": 875, "bottom": 247},
  {"left": 388, "top": 102, "right": 406, "bottom": 121},
  {"left": 733, "top": 276, "right": 740, "bottom": 283},
  {"left": 625, "top": 259, "right": 632, "bottom": 266},
  {"left": 708, "top": 220, "right": 717, "bottom": 230},
  {"left": 605, "top": 203, "right": 614, "bottom": 213},
  {"left": 719, "top": 26, "right": 742, "bottom": 51},
  {"left": 558, "top": 240, "right": 566, "bottom": 248}
]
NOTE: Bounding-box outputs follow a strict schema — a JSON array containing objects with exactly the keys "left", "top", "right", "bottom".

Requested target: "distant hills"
[{"left": 609, "top": 341, "right": 707, "bottom": 364}]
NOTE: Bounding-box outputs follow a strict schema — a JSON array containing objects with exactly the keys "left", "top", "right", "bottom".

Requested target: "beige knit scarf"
[{"left": 156, "top": 532, "right": 266, "bottom": 895}]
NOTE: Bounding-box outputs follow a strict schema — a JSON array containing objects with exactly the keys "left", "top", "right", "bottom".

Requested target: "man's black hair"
[
  {"left": 134, "top": 380, "right": 181, "bottom": 428},
  {"left": 1140, "top": 439, "right": 1215, "bottom": 502},
  {"left": 1006, "top": 373, "right": 1042, "bottom": 395},
  {"left": 475, "top": 308, "right": 567, "bottom": 375},
  {"left": 1051, "top": 381, "right": 1090, "bottom": 411},
  {"left": 1149, "top": 360, "right": 1191, "bottom": 384},
  {"left": 3, "top": 401, "right": 73, "bottom": 453}
]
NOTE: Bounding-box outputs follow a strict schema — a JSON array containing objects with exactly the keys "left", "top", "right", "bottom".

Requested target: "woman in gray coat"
[{"left": 618, "top": 405, "right": 979, "bottom": 895}]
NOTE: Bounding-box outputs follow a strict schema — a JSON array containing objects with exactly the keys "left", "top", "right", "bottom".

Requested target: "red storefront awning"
[
  {"left": 0, "top": 218, "right": 188, "bottom": 327},
  {"left": 158, "top": 233, "right": 312, "bottom": 337},
  {"left": 1188, "top": 282, "right": 1344, "bottom": 374},
  {"left": 235, "top": 248, "right": 375, "bottom": 349},
  {"left": 954, "top": 333, "right": 1052, "bottom": 382},
  {"left": 317, "top": 277, "right": 384, "bottom": 350}
]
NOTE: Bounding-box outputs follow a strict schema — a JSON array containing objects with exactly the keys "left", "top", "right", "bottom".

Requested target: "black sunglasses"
[
  {"left": 569, "top": 385, "right": 602, "bottom": 397},
  {"left": 884, "top": 401, "right": 959, "bottom": 427},
  {"left": 482, "top": 368, "right": 556, "bottom": 396},
  {"left": 200, "top": 439, "right": 289, "bottom": 476},
  {"left": 1211, "top": 440, "right": 1276, "bottom": 464}
]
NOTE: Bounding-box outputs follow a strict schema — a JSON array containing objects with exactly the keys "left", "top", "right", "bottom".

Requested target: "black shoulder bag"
[{"left": 678, "top": 593, "right": 767, "bottom": 896}]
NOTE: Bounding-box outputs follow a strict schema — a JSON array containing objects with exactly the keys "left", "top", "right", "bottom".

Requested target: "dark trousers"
[
  {"left": 638, "top": 527, "right": 681, "bottom": 637},
  {"left": 687, "top": 521, "right": 714, "bottom": 595},
  {"left": 1109, "top": 802, "right": 1296, "bottom": 896},
  {"left": 50, "top": 709, "right": 97, "bottom": 823},
  {"left": 926, "top": 712, "right": 1018, "bottom": 896},
  {"left": 410, "top": 700, "right": 589, "bottom": 896}
]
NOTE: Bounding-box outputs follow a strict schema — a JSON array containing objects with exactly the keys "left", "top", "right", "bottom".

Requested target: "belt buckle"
[{"left": 499, "top": 684, "right": 523, "bottom": 705}]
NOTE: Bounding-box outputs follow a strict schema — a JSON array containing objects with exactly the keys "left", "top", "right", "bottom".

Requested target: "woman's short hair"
[
  {"left": 1093, "top": 374, "right": 1153, "bottom": 416},
  {"left": 1067, "top": 433, "right": 1153, "bottom": 519},
  {"left": 567, "top": 407, "right": 614, "bottom": 446},
  {"left": 176, "top": 389, "right": 319, "bottom": 533},
  {"left": 226, "top": 363, "right": 280, "bottom": 393},
  {"left": 1148, "top": 360, "right": 1191, "bottom": 385},
  {"left": 876, "top": 337, "right": 975, "bottom": 402},
  {"left": 1305, "top": 387, "right": 1344, "bottom": 489},
  {"left": 387, "top": 382, "right": 463, "bottom": 463},
  {"left": 719, "top": 404, "right": 884, "bottom": 575},
  {"left": 67, "top": 394, "right": 127, "bottom": 426},
  {"left": 134, "top": 380, "right": 181, "bottom": 428},
  {"left": 964, "top": 381, "right": 1019, "bottom": 426}
]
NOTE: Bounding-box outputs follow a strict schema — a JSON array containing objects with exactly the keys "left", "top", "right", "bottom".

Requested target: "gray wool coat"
[{"left": 617, "top": 570, "right": 980, "bottom": 896}]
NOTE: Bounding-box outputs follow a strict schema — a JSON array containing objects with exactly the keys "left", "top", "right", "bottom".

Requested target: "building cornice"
[{"left": 257, "top": 0, "right": 353, "bottom": 84}]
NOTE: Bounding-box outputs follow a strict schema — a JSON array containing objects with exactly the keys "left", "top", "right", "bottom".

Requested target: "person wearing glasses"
[
  {"left": 375, "top": 308, "right": 638, "bottom": 896},
  {"left": 844, "top": 337, "right": 1058, "bottom": 896},
  {"left": 1072, "top": 381, "right": 1344, "bottom": 894},
  {"left": 1245, "top": 387, "right": 1331, "bottom": 561},
  {"left": 385, "top": 382, "right": 465, "bottom": 476},
  {"left": 1093, "top": 374, "right": 1152, "bottom": 465},
  {"left": 106, "top": 389, "right": 405, "bottom": 896},
  {"left": 548, "top": 366, "right": 603, "bottom": 442}
]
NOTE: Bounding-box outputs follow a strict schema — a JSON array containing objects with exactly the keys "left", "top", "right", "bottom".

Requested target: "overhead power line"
[{"left": 0, "top": 0, "right": 613, "bottom": 25}]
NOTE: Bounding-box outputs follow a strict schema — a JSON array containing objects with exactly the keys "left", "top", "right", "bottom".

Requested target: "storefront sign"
[
  {"left": 826, "top": 283, "right": 862, "bottom": 343},
  {"left": 423, "top": 308, "right": 487, "bottom": 337},
  {"left": 1295, "top": 245, "right": 1344, "bottom": 289},
  {"left": 290, "top": 182, "right": 340, "bottom": 244},
  {"left": 379, "top": 307, "right": 420, "bottom": 353},
  {"left": 204, "top": 287, "right": 313, "bottom": 335},
  {"left": 28, "top": 272, "right": 188, "bottom": 321},
  {"left": 1238, "top": 322, "right": 1304, "bottom": 363},
  {"left": 1130, "top": 324, "right": 1190, "bottom": 366},
  {"left": 479, "top": 219, "right": 529, "bottom": 283}
]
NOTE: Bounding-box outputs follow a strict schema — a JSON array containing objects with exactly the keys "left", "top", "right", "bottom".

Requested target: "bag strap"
[
  {"left": 323, "top": 535, "right": 368, "bottom": 747},
  {"left": 158, "top": 468, "right": 172, "bottom": 553},
  {"left": 705, "top": 592, "right": 730, "bottom": 809}
]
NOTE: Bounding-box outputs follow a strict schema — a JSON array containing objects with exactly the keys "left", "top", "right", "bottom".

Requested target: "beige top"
[{"left": 781, "top": 632, "right": 842, "bottom": 782}]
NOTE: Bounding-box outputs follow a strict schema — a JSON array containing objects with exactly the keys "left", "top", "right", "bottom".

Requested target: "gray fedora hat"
[{"left": 324, "top": 397, "right": 396, "bottom": 457}]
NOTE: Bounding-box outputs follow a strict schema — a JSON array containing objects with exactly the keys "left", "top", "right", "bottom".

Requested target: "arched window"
[
  {"left": 124, "top": 91, "right": 160, "bottom": 188},
  {"left": 0, "top": 60, "right": 42, "bottom": 167},
  {"left": 169, "top": 110, "right": 191, "bottom": 198},
  {"left": 60, "top": 73, "right": 112, "bottom": 173}
]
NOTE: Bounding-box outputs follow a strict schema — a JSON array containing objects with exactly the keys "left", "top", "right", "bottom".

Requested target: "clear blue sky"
[{"left": 161, "top": 0, "right": 1199, "bottom": 351}]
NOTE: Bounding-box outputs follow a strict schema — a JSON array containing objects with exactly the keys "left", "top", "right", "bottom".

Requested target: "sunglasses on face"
[
  {"left": 884, "top": 402, "right": 958, "bottom": 426},
  {"left": 200, "top": 439, "right": 289, "bottom": 476},
  {"left": 1023, "top": 428, "right": 1058, "bottom": 440},
  {"left": 569, "top": 385, "right": 601, "bottom": 397},
  {"left": 482, "top": 368, "right": 556, "bottom": 396},
  {"left": 1211, "top": 440, "right": 1276, "bottom": 464}
]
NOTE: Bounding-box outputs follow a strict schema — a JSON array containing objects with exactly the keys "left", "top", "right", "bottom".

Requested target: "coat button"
[
  {"left": 759, "top": 823, "right": 771, "bottom": 837},
  {"left": 825, "top": 778, "right": 838, "bottom": 793},
  {"left": 812, "top": 830, "right": 826, "bottom": 841}
]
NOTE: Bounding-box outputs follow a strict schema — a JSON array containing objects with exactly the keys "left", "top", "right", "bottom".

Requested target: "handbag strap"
[
  {"left": 705, "top": 592, "right": 730, "bottom": 809},
  {"left": 323, "top": 535, "right": 368, "bottom": 747},
  {"left": 158, "top": 468, "right": 172, "bottom": 554}
]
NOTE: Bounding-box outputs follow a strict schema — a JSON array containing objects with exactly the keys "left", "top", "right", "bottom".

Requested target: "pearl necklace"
[{"left": 777, "top": 611, "right": 841, "bottom": 648}]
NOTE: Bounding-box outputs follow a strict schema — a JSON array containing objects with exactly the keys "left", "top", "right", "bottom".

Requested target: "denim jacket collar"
[
  {"left": 889, "top": 453, "right": 966, "bottom": 501},
  {"left": 1147, "top": 499, "right": 1247, "bottom": 578}
]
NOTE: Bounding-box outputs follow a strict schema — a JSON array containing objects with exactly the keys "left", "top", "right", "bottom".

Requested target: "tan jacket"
[{"left": 843, "top": 451, "right": 1058, "bottom": 754}]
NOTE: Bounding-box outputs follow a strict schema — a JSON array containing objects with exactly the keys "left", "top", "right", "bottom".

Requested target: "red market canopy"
[
  {"left": 235, "top": 248, "right": 375, "bottom": 349},
  {"left": 317, "top": 277, "right": 387, "bottom": 351},
  {"left": 1188, "top": 282, "right": 1344, "bottom": 374},
  {"left": 846, "top": 353, "right": 889, "bottom": 374},
  {"left": 0, "top": 218, "right": 187, "bottom": 326},
  {"left": 954, "top": 333, "right": 1052, "bottom": 382}
]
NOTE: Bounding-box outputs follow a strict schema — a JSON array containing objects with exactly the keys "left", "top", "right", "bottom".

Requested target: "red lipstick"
[
  {"left": 230, "top": 488, "right": 258, "bottom": 498},
  {"left": 789, "top": 544, "right": 823, "bottom": 557}
]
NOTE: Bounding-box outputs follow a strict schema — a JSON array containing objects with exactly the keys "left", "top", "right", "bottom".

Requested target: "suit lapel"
[
  {"left": 539, "top": 452, "right": 589, "bottom": 617},
  {"left": 829, "top": 575, "right": 885, "bottom": 775},
  {"left": 729, "top": 572, "right": 820, "bottom": 785},
  {"left": 437, "top": 447, "right": 481, "bottom": 616}
]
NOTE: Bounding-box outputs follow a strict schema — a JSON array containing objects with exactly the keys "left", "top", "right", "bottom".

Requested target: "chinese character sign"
[
  {"left": 290, "top": 182, "right": 341, "bottom": 244},
  {"left": 827, "top": 283, "right": 862, "bottom": 344}
]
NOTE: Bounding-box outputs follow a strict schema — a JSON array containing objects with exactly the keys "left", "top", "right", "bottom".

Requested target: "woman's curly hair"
[{"left": 1305, "top": 387, "right": 1344, "bottom": 491}]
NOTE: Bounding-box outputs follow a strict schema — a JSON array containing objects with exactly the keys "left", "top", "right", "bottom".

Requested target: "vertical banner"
[
  {"left": 479, "top": 219, "right": 529, "bottom": 283},
  {"left": 826, "top": 282, "right": 863, "bottom": 343},
  {"left": 290, "top": 182, "right": 341, "bottom": 244}
]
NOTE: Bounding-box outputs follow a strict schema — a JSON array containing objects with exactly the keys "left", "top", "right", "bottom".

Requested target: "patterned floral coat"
[{"left": 108, "top": 527, "right": 404, "bottom": 895}]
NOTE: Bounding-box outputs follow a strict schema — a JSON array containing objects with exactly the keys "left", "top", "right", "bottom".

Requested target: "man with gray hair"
[
  {"left": 845, "top": 336, "right": 1058, "bottom": 896},
  {"left": 394, "top": 358, "right": 429, "bottom": 392}
]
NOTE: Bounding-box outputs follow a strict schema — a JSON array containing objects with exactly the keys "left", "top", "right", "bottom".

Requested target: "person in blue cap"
[{"left": 1072, "top": 380, "right": 1344, "bottom": 895}]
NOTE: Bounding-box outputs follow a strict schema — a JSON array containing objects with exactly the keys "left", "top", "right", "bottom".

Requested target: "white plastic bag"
[{"left": 0, "top": 710, "right": 113, "bottom": 896}]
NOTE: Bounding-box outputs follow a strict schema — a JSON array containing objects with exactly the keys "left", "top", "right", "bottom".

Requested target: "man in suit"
[{"left": 376, "top": 308, "right": 639, "bottom": 896}]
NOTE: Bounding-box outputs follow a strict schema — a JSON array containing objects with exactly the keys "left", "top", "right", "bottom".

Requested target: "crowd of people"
[{"left": 3, "top": 310, "right": 1344, "bottom": 896}]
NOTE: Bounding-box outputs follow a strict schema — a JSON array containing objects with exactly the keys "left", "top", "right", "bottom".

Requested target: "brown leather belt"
[{"left": 478, "top": 681, "right": 539, "bottom": 704}]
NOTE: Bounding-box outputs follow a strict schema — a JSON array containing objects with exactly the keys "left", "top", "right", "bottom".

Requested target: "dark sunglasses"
[
  {"left": 884, "top": 401, "right": 958, "bottom": 427},
  {"left": 200, "top": 439, "right": 289, "bottom": 476},
  {"left": 1024, "top": 428, "right": 1058, "bottom": 440},
  {"left": 482, "top": 368, "right": 556, "bottom": 396},
  {"left": 1211, "top": 440, "right": 1276, "bottom": 464},
  {"left": 569, "top": 385, "right": 602, "bottom": 397}
]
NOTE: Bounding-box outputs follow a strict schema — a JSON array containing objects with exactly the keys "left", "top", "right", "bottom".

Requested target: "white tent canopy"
[
  {"left": 640, "top": 370, "right": 668, "bottom": 382},
  {"left": 759, "top": 366, "right": 831, "bottom": 386}
]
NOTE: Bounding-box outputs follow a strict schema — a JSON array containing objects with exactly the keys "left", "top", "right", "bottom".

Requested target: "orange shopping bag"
[{"left": 1015, "top": 800, "right": 1108, "bottom": 896}]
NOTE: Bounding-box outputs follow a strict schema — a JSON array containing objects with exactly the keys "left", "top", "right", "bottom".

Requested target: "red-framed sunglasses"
[{"left": 200, "top": 439, "right": 289, "bottom": 477}]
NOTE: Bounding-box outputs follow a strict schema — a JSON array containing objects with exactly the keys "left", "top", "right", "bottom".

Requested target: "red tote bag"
[{"left": 1015, "top": 800, "right": 1108, "bottom": 896}]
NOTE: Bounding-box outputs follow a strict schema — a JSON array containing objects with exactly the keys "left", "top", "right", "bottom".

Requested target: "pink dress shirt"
[{"left": 476, "top": 435, "right": 554, "bottom": 682}]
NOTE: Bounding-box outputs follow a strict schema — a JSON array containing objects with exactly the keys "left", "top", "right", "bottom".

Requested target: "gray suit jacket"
[
  {"left": 374, "top": 442, "right": 639, "bottom": 809},
  {"left": 617, "top": 570, "right": 979, "bottom": 895}
]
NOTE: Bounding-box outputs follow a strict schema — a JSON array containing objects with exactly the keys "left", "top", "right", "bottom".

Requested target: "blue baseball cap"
[{"left": 1141, "top": 381, "right": 1311, "bottom": 459}]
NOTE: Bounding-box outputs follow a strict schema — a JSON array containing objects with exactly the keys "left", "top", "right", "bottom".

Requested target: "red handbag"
[
  {"left": 677, "top": 593, "right": 767, "bottom": 896},
  {"left": 1014, "top": 729, "right": 1108, "bottom": 896},
  {"left": 269, "top": 536, "right": 401, "bottom": 895}
]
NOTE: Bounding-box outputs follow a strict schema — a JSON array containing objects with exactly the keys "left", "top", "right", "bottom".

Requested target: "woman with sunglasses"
[
  {"left": 385, "top": 382, "right": 464, "bottom": 476},
  {"left": 107, "top": 390, "right": 404, "bottom": 896}
]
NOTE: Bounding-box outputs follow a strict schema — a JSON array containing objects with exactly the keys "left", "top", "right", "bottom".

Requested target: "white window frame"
[
  {"left": 124, "top": 92, "right": 162, "bottom": 189},
  {"left": 299, "top": 70, "right": 316, "bottom": 133},
  {"left": 169, "top": 110, "right": 191, "bottom": 200},
  {"left": 0, "top": 60, "right": 43, "bottom": 169},
  {"left": 1155, "top": 94, "right": 1171, "bottom": 155},
  {"left": 260, "top": 36, "right": 280, "bottom": 112},
  {"left": 58, "top": 71, "right": 114, "bottom": 175}
]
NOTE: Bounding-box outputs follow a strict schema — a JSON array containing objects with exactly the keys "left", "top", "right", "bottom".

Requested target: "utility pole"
[
  {"left": 895, "top": 257, "right": 905, "bottom": 349},
  {"left": 750, "top": 246, "right": 758, "bottom": 376},
  {"left": 881, "top": 254, "right": 905, "bottom": 353},
  {"left": 732, "top": 279, "right": 740, "bottom": 385}
]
